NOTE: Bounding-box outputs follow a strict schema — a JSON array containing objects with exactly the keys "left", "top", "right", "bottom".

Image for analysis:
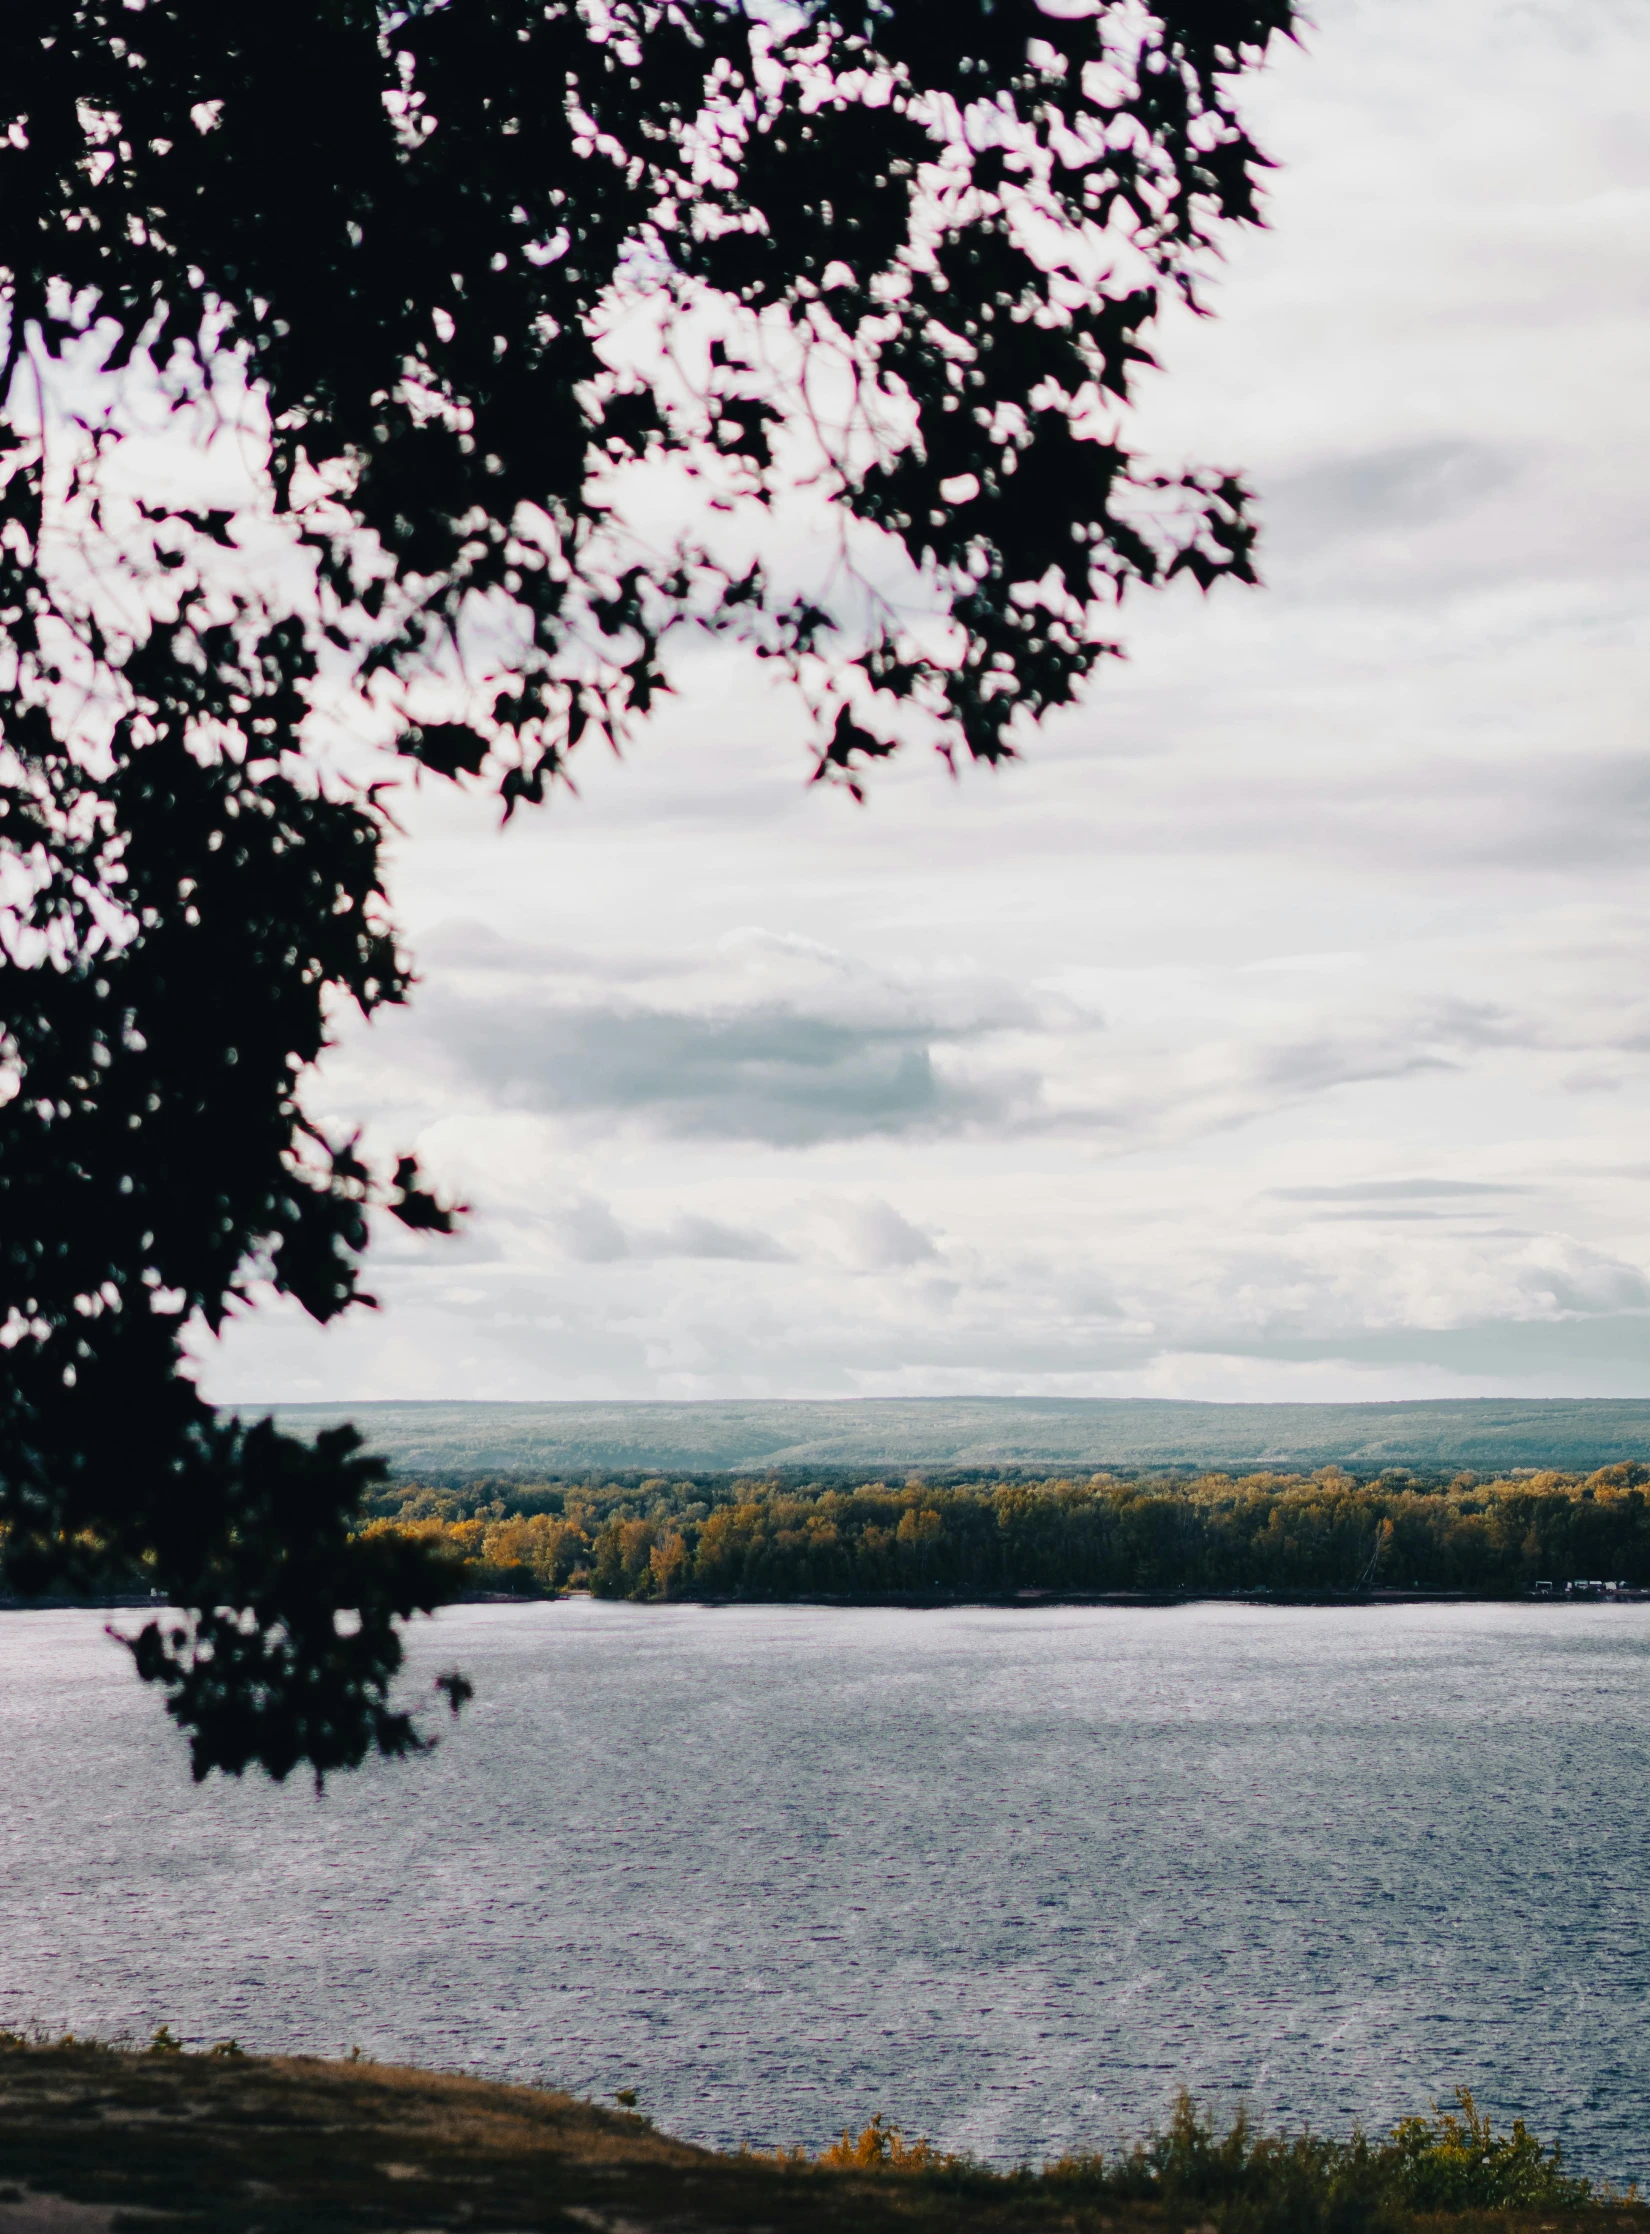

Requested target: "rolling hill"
[{"left": 251, "top": 1396, "right": 1650, "bottom": 1481}]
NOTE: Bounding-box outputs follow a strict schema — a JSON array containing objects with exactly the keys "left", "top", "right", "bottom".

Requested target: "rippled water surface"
[{"left": 2, "top": 1600, "right": 1647, "bottom": 2174}]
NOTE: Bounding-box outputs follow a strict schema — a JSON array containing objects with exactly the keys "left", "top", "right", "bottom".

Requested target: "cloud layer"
[{"left": 201, "top": 0, "right": 1650, "bottom": 1409}]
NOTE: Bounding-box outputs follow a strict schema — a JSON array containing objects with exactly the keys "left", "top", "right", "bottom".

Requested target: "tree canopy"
[{"left": 0, "top": 0, "right": 1294, "bottom": 1778}]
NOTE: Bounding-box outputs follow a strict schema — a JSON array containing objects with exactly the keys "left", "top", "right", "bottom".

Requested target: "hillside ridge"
[{"left": 246, "top": 1395, "right": 1650, "bottom": 1479}]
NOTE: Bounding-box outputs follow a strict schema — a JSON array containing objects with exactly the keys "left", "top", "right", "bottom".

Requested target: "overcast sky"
[{"left": 206, "top": 0, "right": 1650, "bottom": 1408}]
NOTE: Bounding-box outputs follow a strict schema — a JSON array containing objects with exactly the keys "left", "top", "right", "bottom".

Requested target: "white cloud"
[
  {"left": 552, "top": 1197, "right": 794, "bottom": 1264},
  {"left": 812, "top": 1197, "right": 941, "bottom": 1272}
]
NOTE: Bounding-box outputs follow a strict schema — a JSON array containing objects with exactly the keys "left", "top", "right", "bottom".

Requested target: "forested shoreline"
[{"left": 358, "top": 1464, "right": 1650, "bottom": 1604}]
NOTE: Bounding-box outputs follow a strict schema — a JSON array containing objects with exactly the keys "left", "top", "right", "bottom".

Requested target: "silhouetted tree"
[{"left": 0, "top": 0, "right": 1294, "bottom": 1775}]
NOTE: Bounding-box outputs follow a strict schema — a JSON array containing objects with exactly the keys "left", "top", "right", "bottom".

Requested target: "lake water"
[{"left": 1, "top": 1600, "right": 1647, "bottom": 2178}]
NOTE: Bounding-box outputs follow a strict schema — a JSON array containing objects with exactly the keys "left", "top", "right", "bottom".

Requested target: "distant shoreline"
[{"left": 8, "top": 1587, "right": 1645, "bottom": 1615}]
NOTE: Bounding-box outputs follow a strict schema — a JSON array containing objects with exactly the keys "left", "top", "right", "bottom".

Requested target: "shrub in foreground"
[{"left": 817, "top": 2089, "right": 1599, "bottom": 2225}]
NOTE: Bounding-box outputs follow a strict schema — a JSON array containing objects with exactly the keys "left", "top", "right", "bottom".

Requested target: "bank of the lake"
[{"left": 0, "top": 2042, "right": 1637, "bottom": 2234}]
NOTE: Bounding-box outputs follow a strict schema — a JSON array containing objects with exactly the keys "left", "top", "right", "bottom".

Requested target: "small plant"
[
  {"left": 818, "top": 2114, "right": 958, "bottom": 2173},
  {"left": 146, "top": 2025, "right": 183, "bottom": 2056},
  {"left": 207, "top": 2038, "right": 245, "bottom": 2060},
  {"left": 1384, "top": 2088, "right": 1591, "bottom": 2210},
  {"left": 612, "top": 2088, "right": 639, "bottom": 2109}
]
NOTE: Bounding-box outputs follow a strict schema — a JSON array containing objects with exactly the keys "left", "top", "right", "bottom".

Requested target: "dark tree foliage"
[{"left": 0, "top": 0, "right": 1293, "bottom": 1776}]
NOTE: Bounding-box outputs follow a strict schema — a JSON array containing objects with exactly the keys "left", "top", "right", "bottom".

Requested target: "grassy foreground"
[{"left": 0, "top": 2042, "right": 1643, "bottom": 2234}]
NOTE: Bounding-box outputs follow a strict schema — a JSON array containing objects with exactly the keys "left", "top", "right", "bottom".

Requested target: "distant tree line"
[{"left": 357, "top": 1465, "right": 1650, "bottom": 1603}]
